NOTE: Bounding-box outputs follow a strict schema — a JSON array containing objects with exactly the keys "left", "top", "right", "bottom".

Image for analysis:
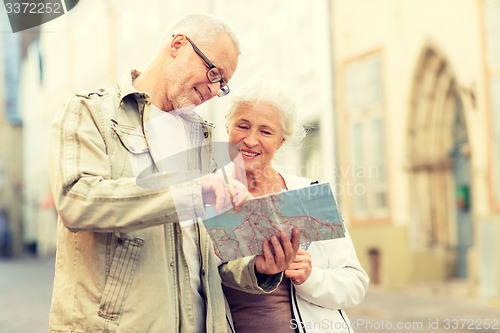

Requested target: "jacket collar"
[{"left": 115, "top": 69, "right": 150, "bottom": 105}]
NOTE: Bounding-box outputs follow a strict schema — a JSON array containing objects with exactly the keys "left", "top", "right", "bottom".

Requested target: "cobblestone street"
[{"left": 0, "top": 256, "right": 498, "bottom": 333}]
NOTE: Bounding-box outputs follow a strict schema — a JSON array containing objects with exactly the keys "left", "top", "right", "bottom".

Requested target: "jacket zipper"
[
  {"left": 291, "top": 284, "right": 352, "bottom": 333},
  {"left": 291, "top": 284, "right": 306, "bottom": 333},
  {"left": 338, "top": 309, "right": 351, "bottom": 333}
]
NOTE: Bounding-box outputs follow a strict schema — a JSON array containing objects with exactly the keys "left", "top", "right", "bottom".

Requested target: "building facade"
[
  {"left": 1, "top": 9, "right": 25, "bottom": 257},
  {"left": 331, "top": 0, "right": 499, "bottom": 303}
]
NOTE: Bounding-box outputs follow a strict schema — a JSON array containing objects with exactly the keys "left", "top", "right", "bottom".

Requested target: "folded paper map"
[{"left": 202, "top": 182, "right": 345, "bottom": 261}]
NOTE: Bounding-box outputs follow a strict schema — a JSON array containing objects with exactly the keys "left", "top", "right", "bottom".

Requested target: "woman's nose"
[{"left": 243, "top": 131, "right": 259, "bottom": 147}]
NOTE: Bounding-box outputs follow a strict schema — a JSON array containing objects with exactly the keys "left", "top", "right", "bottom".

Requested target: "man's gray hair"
[{"left": 164, "top": 13, "right": 241, "bottom": 54}]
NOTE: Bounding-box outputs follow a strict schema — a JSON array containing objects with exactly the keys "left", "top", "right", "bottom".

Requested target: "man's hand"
[
  {"left": 255, "top": 228, "right": 300, "bottom": 275},
  {"left": 201, "top": 174, "right": 249, "bottom": 212},
  {"left": 285, "top": 248, "right": 312, "bottom": 285}
]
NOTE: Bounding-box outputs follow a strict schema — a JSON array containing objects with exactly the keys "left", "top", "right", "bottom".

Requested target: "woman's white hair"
[
  {"left": 163, "top": 13, "right": 241, "bottom": 54},
  {"left": 225, "top": 78, "right": 305, "bottom": 143}
]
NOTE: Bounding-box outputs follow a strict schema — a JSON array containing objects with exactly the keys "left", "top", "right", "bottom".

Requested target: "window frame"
[
  {"left": 340, "top": 51, "right": 389, "bottom": 222},
  {"left": 484, "top": 0, "right": 500, "bottom": 210}
]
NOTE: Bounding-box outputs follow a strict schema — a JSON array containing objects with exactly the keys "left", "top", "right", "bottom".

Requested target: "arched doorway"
[{"left": 407, "top": 46, "right": 472, "bottom": 279}]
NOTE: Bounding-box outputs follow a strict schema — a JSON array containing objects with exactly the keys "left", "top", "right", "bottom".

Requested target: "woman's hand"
[
  {"left": 255, "top": 228, "right": 300, "bottom": 275},
  {"left": 284, "top": 248, "right": 312, "bottom": 285}
]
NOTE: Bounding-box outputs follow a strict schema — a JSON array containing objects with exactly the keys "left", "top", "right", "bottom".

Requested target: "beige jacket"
[{"left": 48, "top": 70, "right": 280, "bottom": 333}]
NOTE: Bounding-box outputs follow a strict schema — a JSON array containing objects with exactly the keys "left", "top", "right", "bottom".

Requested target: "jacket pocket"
[
  {"left": 98, "top": 237, "right": 144, "bottom": 322},
  {"left": 110, "top": 119, "right": 152, "bottom": 177},
  {"left": 111, "top": 119, "right": 149, "bottom": 154}
]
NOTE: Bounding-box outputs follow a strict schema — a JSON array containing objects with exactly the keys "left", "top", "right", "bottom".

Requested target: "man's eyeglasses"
[{"left": 184, "top": 36, "right": 230, "bottom": 97}]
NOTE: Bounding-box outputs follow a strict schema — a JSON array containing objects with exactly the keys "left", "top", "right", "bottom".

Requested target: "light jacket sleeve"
[
  {"left": 293, "top": 231, "right": 369, "bottom": 309},
  {"left": 218, "top": 256, "right": 282, "bottom": 294},
  {"left": 49, "top": 95, "right": 205, "bottom": 233}
]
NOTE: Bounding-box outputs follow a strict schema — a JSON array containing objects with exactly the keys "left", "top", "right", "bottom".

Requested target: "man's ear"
[{"left": 169, "top": 34, "right": 184, "bottom": 57}]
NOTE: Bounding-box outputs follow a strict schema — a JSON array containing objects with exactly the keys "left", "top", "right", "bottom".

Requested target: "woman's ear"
[{"left": 277, "top": 138, "right": 286, "bottom": 150}]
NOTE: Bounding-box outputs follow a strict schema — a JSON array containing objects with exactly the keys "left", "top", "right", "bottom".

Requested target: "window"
[
  {"left": 344, "top": 55, "right": 387, "bottom": 218},
  {"left": 491, "top": 77, "right": 500, "bottom": 201},
  {"left": 485, "top": 0, "right": 500, "bottom": 205}
]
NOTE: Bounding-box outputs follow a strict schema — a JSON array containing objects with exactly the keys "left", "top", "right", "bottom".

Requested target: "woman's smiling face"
[{"left": 227, "top": 102, "right": 285, "bottom": 174}]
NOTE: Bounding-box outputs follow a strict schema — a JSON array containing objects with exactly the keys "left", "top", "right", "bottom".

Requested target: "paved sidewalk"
[
  {"left": 0, "top": 256, "right": 54, "bottom": 333},
  {"left": 0, "top": 256, "right": 498, "bottom": 333},
  {"left": 347, "top": 286, "right": 500, "bottom": 333}
]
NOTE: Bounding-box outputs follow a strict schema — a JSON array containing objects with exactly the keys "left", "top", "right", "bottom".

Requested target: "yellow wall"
[
  {"left": 350, "top": 225, "right": 469, "bottom": 289},
  {"left": 350, "top": 225, "right": 411, "bottom": 290}
]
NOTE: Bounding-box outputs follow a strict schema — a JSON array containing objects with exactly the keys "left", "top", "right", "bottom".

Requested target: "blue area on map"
[{"left": 278, "top": 184, "right": 342, "bottom": 222}]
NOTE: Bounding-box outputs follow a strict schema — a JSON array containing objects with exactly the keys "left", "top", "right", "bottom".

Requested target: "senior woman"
[{"left": 219, "top": 79, "right": 369, "bottom": 333}]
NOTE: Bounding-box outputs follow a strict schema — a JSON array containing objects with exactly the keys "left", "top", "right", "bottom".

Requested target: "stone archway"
[{"left": 407, "top": 45, "right": 472, "bottom": 278}]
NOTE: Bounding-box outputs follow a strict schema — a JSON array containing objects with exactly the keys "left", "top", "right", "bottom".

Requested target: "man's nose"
[{"left": 208, "top": 81, "right": 220, "bottom": 98}]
